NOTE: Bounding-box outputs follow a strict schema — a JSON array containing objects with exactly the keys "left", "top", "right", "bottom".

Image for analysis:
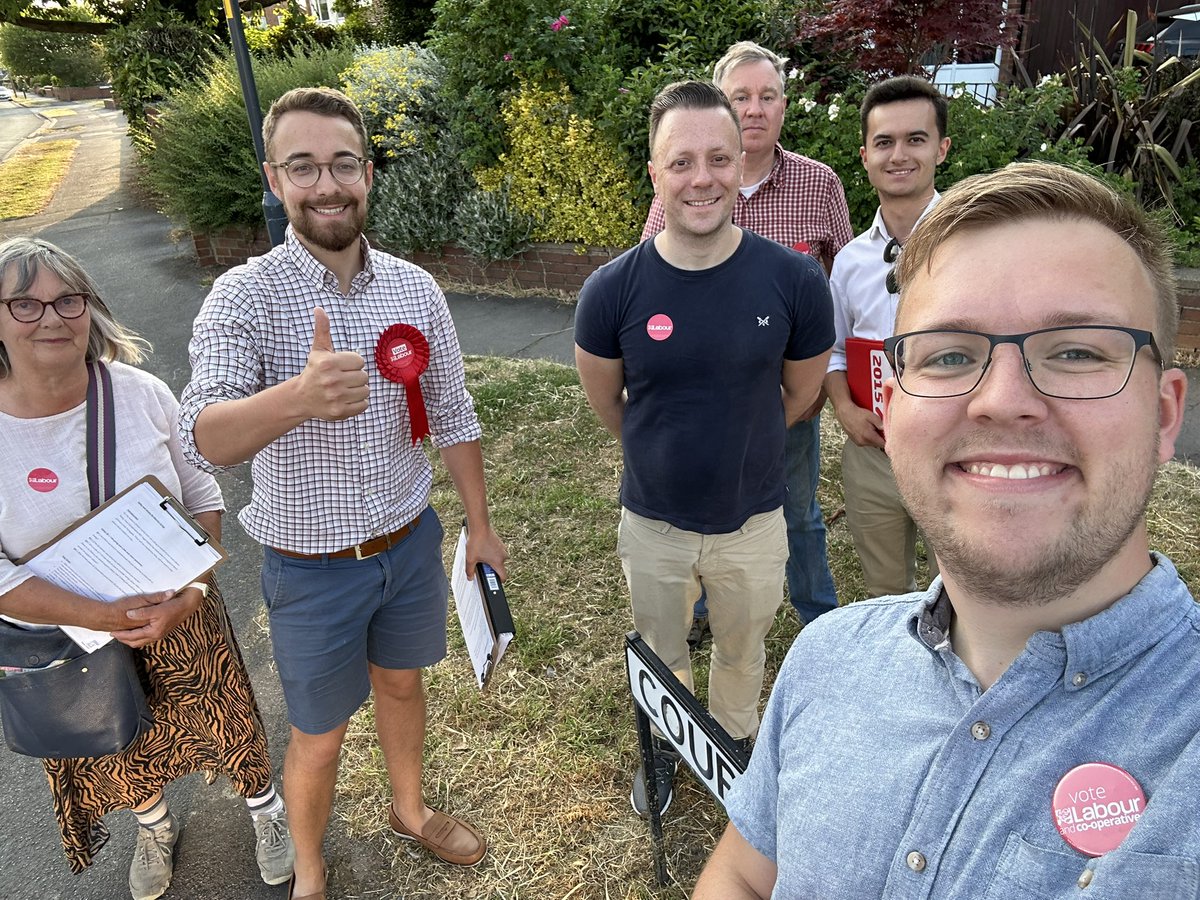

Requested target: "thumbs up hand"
[{"left": 299, "top": 306, "right": 369, "bottom": 421}]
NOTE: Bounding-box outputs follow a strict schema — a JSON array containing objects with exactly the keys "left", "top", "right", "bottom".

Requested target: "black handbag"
[{"left": 0, "top": 361, "right": 154, "bottom": 758}]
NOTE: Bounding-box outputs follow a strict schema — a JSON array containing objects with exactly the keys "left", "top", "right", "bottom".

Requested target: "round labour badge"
[
  {"left": 1052, "top": 762, "right": 1146, "bottom": 856},
  {"left": 646, "top": 314, "right": 674, "bottom": 342},
  {"left": 375, "top": 324, "right": 431, "bottom": 445},
  {"left": 27, "top": 467, "right": 59, "bottom": 493}
]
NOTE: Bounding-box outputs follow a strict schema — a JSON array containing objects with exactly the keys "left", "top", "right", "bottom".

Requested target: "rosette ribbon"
[{"left": 375, "top": 323, "right": 431, "bottom": 445}]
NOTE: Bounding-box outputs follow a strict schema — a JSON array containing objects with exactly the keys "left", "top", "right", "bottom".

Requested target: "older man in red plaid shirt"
[{"left": 642, "top": 41, "right": 852, "bottom": 637}]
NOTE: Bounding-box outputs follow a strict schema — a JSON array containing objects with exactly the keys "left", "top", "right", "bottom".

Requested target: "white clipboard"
[{"left": 17, "top": 476, "right": 227, "bottom": 651}]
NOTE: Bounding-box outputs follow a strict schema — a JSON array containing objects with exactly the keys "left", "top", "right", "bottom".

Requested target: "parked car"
[
  {"left": 1132, "top": 5, "right": 1200, "bottom": 59},
  {"left": 0, "top": 87, "right": 13, "bottom": 101}
]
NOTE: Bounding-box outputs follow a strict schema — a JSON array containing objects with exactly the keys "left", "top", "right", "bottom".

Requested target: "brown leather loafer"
[
  {"left": 388, "top": 805, "right": 487, "bottom": 867},
  {"left": 286, "top": 864, "right": 326, "bottom": 900}
]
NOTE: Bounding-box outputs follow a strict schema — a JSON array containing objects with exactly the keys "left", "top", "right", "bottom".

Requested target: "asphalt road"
[{"left": 0, "top": 101, "right": 45, "bottom": 160}]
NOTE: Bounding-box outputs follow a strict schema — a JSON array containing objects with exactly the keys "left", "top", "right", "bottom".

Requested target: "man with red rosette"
[
  {"left": 575, "top": 80, "right": 833, "bottom": 820},
  {"left": 179, "top": 87, "right": 506, "bottom": 900}
]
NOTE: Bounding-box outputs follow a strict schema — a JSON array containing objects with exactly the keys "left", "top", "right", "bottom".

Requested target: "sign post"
[
  {"left": 221, "top": 0, "right": 288, "bottom": 247},
  {"left": 625, "top": 631, "right": 749, "bottom": 885}
]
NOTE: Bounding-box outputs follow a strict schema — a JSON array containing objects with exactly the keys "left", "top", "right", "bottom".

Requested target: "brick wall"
[
  {"left": 1178, "top": 269, "right": 1200, "bottom": 353},
  {"left": 191, "top": 227, "right": 621, "bottom": 293}
]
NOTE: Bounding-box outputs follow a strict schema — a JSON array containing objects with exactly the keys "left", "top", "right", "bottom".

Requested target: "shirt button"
[
  {"left": 1072, "top": 672, "right": 1088, "bottom": 687},
  {"left": 906, "top": 851, "right": 927, "bottom": 873},
  {"left": 970, "top": 721, "right": 991, "bottom": 741}
]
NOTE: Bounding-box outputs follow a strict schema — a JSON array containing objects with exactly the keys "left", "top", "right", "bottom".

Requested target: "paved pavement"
[
  {"left": 0, "top": 100, "right": 576, "bottom": 900},
  {"left": 0, "top": 99, "right": 1197, "bottom": 900}
]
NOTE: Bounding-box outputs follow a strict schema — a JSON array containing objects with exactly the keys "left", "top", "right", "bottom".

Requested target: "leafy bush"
[
  {"left": 599, "top": 48, "right": 706, "bottom": 213},
  {"left": 0, "top": 7, "right": 107, "bottom": 86},
  {"left": 102, "top": 8, "right": 218, "bottom": 143},
  {"left": 1059, "top": 14, "right": 1200, "bottom": 215},
  {"left": 141, "top": 44, "right": 355, "bottom": 232},
  {"left": 429, "top": 0, "right": 613, "bottom": 171},
  {"left": 476, "top": 80, "right": 640, "bottom": 247},
  {"left": 455, "top": 182, "right": 536, "bottom": 260},
  {"left": 376, "top": 0, "right": 436, "bottom": 44},
  {"left": 341, "top": 44, "right": 444, "bottom": 161},
  {"left": 244, "top": 0, "right": 346, "bottom": 58},
  {"left": 368, "top": 146, "right": 466, "bottom": 254}
]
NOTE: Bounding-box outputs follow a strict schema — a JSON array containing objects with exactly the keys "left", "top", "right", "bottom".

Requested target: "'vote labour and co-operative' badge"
[
  {"left": 1052, "top": 762, "right": 1146, "bottom": 857},
  {"left": 375, "top": 324, "right": 430, "bottom": 445}
]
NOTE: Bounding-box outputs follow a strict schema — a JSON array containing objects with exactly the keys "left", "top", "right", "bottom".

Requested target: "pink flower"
[
  {"left": 551, "top": 14, "right": 569, "bottom": 31},
  {"left": 503, "top": 53, "right": 513, "bottom": 61}
]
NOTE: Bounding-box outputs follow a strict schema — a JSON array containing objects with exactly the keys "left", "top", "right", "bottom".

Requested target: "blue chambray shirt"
[{"left": 726, "top": 555, "right": 1200, "bottom": 899}]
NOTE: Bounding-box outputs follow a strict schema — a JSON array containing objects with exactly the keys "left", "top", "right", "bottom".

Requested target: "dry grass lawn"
[
  {"left": 335, "top": 356, "right": 1199, "bottom": 899},
  {"left": 0, "top": 139, "right": 77, "bottom": 220}
]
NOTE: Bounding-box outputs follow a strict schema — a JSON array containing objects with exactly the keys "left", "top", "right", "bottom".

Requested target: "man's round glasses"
[
  {"left": 1, "top": 293, "right": 90, "bottom": 323},
  {"left": 882, "top": 325, "right": 1163, "bottom": 400},
  {"left": 270, "top": 157, "right": 368, "bottom": 188}
]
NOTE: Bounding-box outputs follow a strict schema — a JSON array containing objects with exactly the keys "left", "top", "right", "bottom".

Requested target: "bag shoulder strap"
[{"left": 85, "top": 361, "right": 116, "bottom": 509}]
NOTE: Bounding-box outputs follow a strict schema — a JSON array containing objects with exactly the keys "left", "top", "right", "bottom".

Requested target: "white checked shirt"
[
  {"left": 827, "top": 194, "right": 940, "bottom": 372},
  {"left": 179, "top": 228, "right": 481, "bottom": 554}
]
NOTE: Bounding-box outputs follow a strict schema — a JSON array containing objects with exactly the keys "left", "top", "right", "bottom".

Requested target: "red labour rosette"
[{"left": 375, "top": 323, "right": 431, "bottom": 445}]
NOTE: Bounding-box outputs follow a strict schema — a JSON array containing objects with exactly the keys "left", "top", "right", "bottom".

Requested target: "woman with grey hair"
[{"left": 0, "top": 237, "right": 292, "bottom": 899}]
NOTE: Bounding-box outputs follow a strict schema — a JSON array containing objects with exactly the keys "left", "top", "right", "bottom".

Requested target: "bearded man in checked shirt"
[{"left": 179, "top": 87, "right": 506, "bottom": 900}]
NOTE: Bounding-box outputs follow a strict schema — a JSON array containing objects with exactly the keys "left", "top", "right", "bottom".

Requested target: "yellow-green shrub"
[{"left": 476, "top": 80, "right": 639, "bottom": 248}]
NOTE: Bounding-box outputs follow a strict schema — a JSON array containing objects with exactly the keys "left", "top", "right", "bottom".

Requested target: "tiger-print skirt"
[{"left": 41, "top": 581, "right": 273, "bottom": 873}]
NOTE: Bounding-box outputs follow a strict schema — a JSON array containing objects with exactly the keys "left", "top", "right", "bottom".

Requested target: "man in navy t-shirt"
[{"left": 574, "top": 80, "right": 833, "bottom": 819}]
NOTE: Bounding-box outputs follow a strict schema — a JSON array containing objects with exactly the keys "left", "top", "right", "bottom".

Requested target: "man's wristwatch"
[{"left": 187, "top": 581, "right": 210, "bottom": 598}]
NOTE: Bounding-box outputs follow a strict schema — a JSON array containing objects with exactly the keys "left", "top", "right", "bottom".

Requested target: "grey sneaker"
[
  {"left": 129, "top": 813, "right": 179, "bottom": 900},
  {"left": 630, "top": 739, "right": 680, "bottom": 819},
  {"left": 252, "top": 807, "right": 295, "bottom": 886}
]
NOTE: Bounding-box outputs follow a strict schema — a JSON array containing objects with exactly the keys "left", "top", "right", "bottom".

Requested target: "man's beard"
[
  {"left": 895, "top": 436, "right": 1159, "bottom": 608},
  {"left": 291, "top": 195, "right": 367, "bottom": 253}
]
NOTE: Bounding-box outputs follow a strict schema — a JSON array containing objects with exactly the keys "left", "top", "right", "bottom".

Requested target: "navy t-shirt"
[{"left": 574, "top": 229, "right": 834, "bottom": 533}]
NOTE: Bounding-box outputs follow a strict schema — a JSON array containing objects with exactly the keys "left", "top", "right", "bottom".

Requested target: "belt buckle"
[{"left": 354, "top": 541, "right": 381, "bottom": 561}]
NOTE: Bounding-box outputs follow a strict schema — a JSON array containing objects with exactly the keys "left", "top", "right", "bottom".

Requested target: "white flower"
[
  {"left": 828, "top": 103, "right": 840, "bottom": 121},
  {"left": 801, "top": 98, "right": 817, "bottom": 113},
  {"left": 952, "top": 86, "right": 964, "bottom": 98},
  {"left": 788, "top": 67, "right": 801, "bottom": 80},
  {"left": 1040, "top": 142, "right": 1048, "bottom": 151},
  {"left": 1038, "top": 74, "right": 1052, "bottom": 86}
]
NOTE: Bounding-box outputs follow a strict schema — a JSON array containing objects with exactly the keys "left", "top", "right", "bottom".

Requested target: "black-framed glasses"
[
  {"left": 1, "top": 292, "right": 90, "bottom": 323},
  {"left": 883, "top": 325, "right": 1163, "bottom": 400},
  {"left": 270, "top": 157, "right": 369, "bottom": 188},
  {"left": 884, "top": 237, "right": 901, "bottom": 294}
]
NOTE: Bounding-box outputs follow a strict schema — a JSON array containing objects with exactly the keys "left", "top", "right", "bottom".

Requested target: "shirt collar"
[
  {"left": 283, "top": 226, "right": 375, "bottom": 293},
  {"left": 867, "top": 191, "right": 942, "bottom": 243},
  {"left": 760, "top": 144, "right": 786, "bottom": 187},
  {"left": 908, "top": 554, "right": 1192, "bottom": 689}
]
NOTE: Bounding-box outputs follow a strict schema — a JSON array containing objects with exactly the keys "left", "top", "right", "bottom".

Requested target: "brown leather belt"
[{"left": 271, "top": 515, "right": 421, "bottom": 561}]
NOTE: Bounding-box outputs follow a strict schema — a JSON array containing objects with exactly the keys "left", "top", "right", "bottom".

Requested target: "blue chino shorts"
[{"left": 260, "top": 508, "right": 448, "bottom": 735}]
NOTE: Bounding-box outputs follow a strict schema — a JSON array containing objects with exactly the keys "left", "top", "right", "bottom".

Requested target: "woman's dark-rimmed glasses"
[
  {"left": 1, "top": 293, "right": 90, "bottom": 323},
  {"left": 270, "top": 157, "right": 369, "bottom": 189},
  {"left": 883, "top": 325, "right": 1163, "bottom": 400}
]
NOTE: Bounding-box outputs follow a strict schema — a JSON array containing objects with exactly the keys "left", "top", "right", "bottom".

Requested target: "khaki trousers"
[
  {"left": 617, "top": 506, "right": 787, "bottom": 740},
  {"left": 840, "top": 439, "right": 936, "bottom": 597}
]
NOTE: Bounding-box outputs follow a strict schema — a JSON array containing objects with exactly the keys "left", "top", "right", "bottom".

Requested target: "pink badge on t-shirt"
[
  {"left": 646, "top": 314, "right": 674, "bottom": 342},
  {"left": 1052, "top": 762, "right": 1146, "bottom": 856},
  {"left": 792, "top": 241, "right": 812, "bottom": 255},
  {"left": 27, "top": 468, "right": 59, "bottom": 493}
]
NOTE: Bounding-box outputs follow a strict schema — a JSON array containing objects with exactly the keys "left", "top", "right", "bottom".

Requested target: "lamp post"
[{"left": 222, "top": 0, "right": 288, "bottom": 247}]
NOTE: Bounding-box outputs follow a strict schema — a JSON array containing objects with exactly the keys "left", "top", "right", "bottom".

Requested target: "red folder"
[{"left": 845, "top": 337, "right": 893, "bottom": 419}]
